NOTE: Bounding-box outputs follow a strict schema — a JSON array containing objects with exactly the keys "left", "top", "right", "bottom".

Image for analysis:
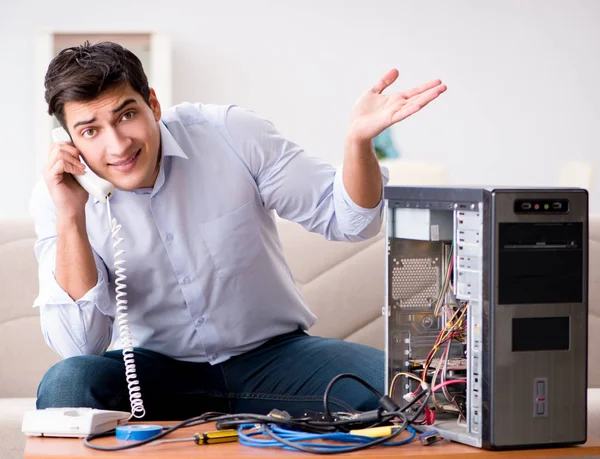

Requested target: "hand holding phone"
[{"left": 51, "top": 128, "right": 115, "bottom": 202}]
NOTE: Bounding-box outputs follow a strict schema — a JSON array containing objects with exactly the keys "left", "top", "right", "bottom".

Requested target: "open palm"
[{"left": 349, "top": 69, "right": 447, "bottom": 142}]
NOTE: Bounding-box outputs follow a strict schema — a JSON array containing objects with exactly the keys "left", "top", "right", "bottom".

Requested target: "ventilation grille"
[{"left": 391, "top": 257, "right": 440, "bottom": 308}]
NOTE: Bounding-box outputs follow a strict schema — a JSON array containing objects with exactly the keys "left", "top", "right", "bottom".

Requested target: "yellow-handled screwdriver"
[{"left": 150, "top": 429, "right": 238, "bottom": 446}]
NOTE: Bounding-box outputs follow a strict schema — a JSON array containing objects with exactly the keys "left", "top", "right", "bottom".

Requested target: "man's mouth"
[{"left": 109, "top": 149, "right": 141, "bottom": 169}]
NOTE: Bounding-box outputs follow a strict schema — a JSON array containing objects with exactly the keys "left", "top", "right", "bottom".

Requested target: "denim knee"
[{"left": 37, "top": 354, "right": 125, "bottom": 410}]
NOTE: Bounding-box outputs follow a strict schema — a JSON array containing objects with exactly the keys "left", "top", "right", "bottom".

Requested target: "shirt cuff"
[
  {"left": 33, "top": 268, "right": 110, "bottom": 310},
  {"left": 333, "top": 163, "right": 390, "bottom": 218}
]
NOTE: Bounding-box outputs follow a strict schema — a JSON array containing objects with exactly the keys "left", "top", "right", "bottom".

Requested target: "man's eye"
[
  {"left": 83, "top": 129, "right": 96, "bottom": 138},
  {"left": 122, "top": 111, "right": 135, "bottom": 121}
]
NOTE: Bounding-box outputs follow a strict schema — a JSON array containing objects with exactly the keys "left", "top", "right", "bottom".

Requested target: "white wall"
[{"left": 1, "top": 0, "right": 599, "bottom": 217}]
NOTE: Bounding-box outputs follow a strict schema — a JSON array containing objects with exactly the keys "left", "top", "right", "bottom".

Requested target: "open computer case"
[{"left": 384, "top": 186, "right": 588, "bottom": 449}]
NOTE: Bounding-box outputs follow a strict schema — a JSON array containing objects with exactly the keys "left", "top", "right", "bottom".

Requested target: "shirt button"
[
  {"left": 210, "top": 353, "right": 219, "bottom": 360},
  {"left": 197, "top": 317, "right": 205, "bottom": 325},
  {"left": 165, "top": 233, "right": 174, "bottom": 242},
  {"left": 182, "top": 276, "right": 191, "bottom": 284}
]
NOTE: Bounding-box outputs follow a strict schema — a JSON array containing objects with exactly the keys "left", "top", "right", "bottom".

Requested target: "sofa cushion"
[
  {"left": 589, "top": 388, "right": 600, "bottom": 439},
  {"left": 0, "top": 316, "right": 60, "bottom": 398},
  {"left": 0, "top": 398, "right": 36, "bottom": 459},
  {"left": 277, "top": 218, "right": 385, "bottom": 345},
  {"left": 0, "top": 219, "right": 60, "bottom": 398},
  {"left": 589, "top": 232, "right": 600, "bottom": 389}
]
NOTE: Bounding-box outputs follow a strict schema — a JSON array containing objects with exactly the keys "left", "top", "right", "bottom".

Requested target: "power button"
[{"left": 533, "top": 377, "right": 548, "bottom": 418}]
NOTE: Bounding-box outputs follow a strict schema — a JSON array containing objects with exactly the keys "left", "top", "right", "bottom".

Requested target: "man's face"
[{"left": 63, "top": 83, "right": 162, "bottom": 191}]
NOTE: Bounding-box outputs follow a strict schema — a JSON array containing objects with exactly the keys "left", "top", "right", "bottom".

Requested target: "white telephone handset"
[{"left": 51, "top": 127, "right": 115, "bottom": 202}]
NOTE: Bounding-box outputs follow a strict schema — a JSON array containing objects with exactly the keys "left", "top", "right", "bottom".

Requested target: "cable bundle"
[
  {"left": 238, "top": 423, "right": 416, "bottom": 454},
  {"left": 84, "top": 373, "right": 433, "bottom": 454}
]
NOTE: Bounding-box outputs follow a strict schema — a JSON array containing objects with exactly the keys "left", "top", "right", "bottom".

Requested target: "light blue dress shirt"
[{"left": 30, "top": 103, "right": 389, "bottom": 364}]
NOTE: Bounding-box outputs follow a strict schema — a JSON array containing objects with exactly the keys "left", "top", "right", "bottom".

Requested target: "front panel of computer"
[{"left": 487, "top": 190, "right": 588, "bottom": 448}]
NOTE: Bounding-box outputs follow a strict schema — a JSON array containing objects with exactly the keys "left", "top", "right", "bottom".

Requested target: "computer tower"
[{"left": 384, "top": 186, "right": 588, "bottom": 449}]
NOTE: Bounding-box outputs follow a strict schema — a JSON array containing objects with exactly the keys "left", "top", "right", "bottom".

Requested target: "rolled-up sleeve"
[
  {"left": 30, "top": 180, "right": 114, "bottom": 358},
  {"left": 332, "top": 163, "right": 389, "bottom": 240},
  {"left": 211, "top": 105, "right": 389, "bottom": 242}
]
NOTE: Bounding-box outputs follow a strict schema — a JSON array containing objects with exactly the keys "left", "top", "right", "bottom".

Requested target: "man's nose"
[{"left": 105, "top": 129, "right": 132, "bottom": 156}]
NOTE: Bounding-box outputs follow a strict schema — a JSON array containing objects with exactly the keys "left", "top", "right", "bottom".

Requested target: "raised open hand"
[{"left": 348, "top": 69, "right": 447, "bottom": 142}]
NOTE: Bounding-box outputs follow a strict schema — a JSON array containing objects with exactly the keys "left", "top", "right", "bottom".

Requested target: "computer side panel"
[{"left": 468, "top": 193, "right": 493, "bottom": 447}]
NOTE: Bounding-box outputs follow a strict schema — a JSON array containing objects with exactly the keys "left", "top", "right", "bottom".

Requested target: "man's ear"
[{"left": 149, "top": 88, "right": 162, "bottom": 121}]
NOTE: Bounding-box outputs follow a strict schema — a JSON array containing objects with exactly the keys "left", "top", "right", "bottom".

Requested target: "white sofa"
[{"left": 1, "top": 216, "right": 599, "bottom": 458}]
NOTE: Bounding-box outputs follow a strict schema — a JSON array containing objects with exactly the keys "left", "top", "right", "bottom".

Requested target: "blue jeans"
[{"left": 37, "top": 330, "right": 384, "bottom": 420}]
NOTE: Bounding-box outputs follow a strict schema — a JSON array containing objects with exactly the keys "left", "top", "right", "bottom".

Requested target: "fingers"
[
  {"left": 401, "top": 79, "right": 443, "bottom": 99},
  {"left": 371, "top": 68, "right": 400, "bottom": 94},
  {"left": 391, "top": 84, "right": 447, "bottom": 123},
  {"left": 48, "top": 140, "right": 78, "bottom": 158},
  {"left": 44, "top": 143, "right": 86, "bottom": 181},
  {"left": 49, "top": 142, "right": 84, "bottom": 168},
  {"left": 49, "top": 157, "right": 85, "bottom": 177}
]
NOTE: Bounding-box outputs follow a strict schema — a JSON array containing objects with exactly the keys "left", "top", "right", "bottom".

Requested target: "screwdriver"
[{"left": 150, "top": 429, "right": 239, "bottom": 446}]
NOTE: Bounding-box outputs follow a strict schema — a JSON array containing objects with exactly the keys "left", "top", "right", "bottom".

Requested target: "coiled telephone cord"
[{"left": 106, "top": 198, "right": 146, "bottom": 419}]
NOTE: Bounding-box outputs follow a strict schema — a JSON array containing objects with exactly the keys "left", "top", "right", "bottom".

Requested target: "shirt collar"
[
  {"left": 158, "top": 120, "right": 189, "bottom": 161},
  {"left": 93, "top": 120, "right": 188, "bottom": 203}
]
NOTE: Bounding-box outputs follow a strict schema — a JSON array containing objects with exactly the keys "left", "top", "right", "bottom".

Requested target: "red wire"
[{"left": 433, "top": 379, "right": 466, "bottom": 393}]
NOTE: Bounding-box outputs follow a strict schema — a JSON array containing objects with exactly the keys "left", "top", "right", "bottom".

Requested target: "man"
[{"left": 31, "top": 41, "right": 446, "bottom": 420}]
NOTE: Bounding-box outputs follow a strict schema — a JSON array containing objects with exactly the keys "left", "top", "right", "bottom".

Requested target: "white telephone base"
[{"left": 22, "top": 407, "right": 131, "bottom": 438}]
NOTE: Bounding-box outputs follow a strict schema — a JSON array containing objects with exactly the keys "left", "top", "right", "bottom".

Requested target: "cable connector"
[
  {"left": 419, "top": 429, "right": 442, "bottom": 446},
  {"left": 403, "top": 393, "right": 416, "bottom": 403},
  {"left": 349, "top": 426, "right": 396, "bottom": 438},
  {"left": 352, "top": 410, "right": 381, "bottom": 424},
  {"left": 424, "top": 406, "right": 436, "bottom": 425},
  {"left": 268, "top": 409, "right": 291, "bottom": 420},
  {"left": 379, "top": 395, "right": 400, "bottom": 413}
]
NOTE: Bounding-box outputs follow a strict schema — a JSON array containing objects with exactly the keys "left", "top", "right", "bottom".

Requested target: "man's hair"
[{"left": 44, "top": 40, "right": 151, "bottom": 130}]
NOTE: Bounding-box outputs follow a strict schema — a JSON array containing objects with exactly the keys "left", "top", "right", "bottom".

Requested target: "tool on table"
[{"left": 150, "top": 429, "right": 238, "bottom": 446}]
